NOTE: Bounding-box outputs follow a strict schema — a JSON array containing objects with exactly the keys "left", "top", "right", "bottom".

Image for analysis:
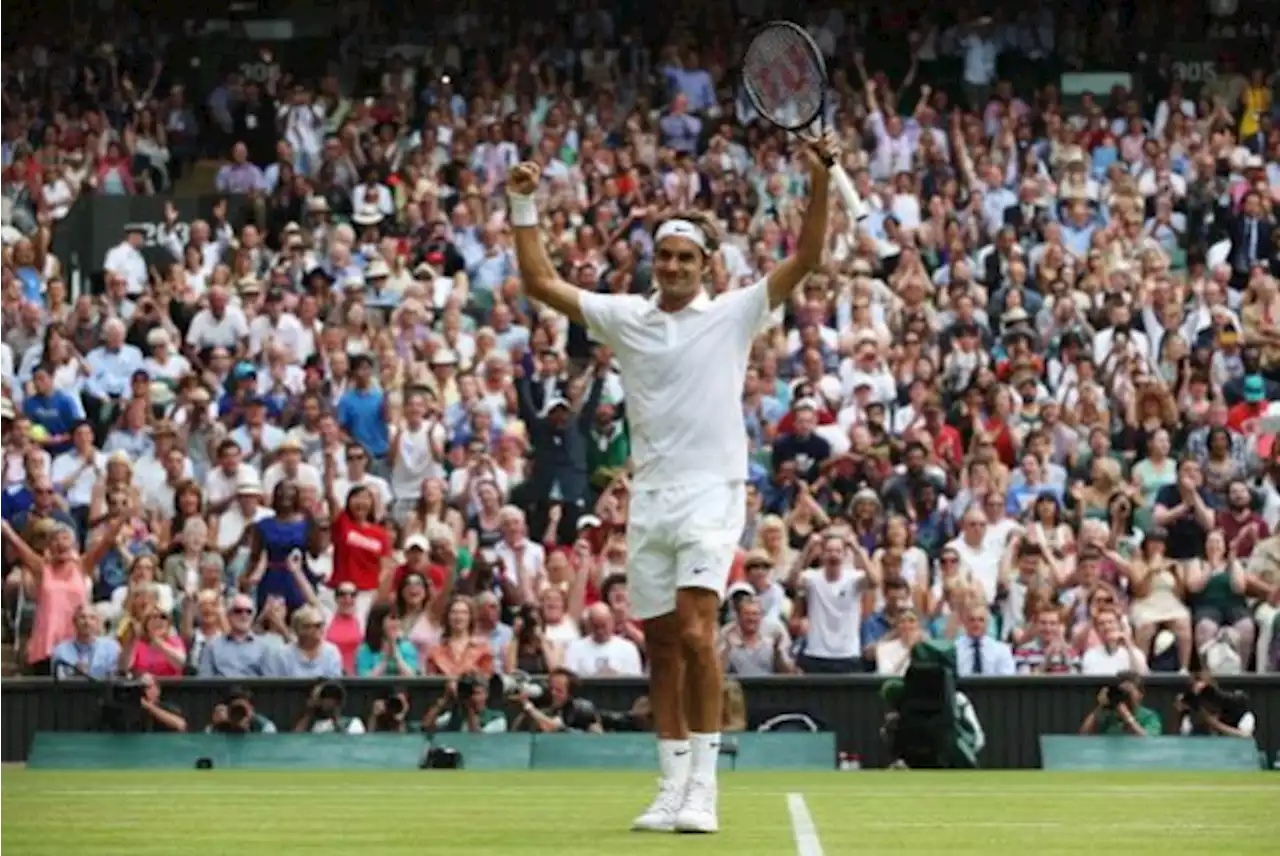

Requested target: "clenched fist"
[{"left": 507, "top": 161, "right": 541, "bottom": 196}]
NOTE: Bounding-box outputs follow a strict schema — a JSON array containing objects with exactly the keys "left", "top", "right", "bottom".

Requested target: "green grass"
[{"left": 2, "top": 770, "right": 1277, "bottom": 854}]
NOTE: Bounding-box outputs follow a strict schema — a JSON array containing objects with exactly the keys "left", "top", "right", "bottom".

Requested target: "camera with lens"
[
  {"left": 1104, "top": 679, "right": 1132, "bottom": 709},
  {"left": 99, "top": 679, "right": 146, "bottom": 732},
  {"left": 373, "top": 685, "right": 409, "bottom": 732},
  {"left": 1181, "top": 681, "right": 1249, "bottom": 726},
  {"left": 498, "top": 670, "right": 544, "bottom": 702},
  {"left": 315, "top": 680, "right": 346, "bottom": 708},
  {"left": 213, "top": 685, "right": 262, "bottom": 734},
  {"left": 226, "top": 699, "right": 252, "bottom": 727}
]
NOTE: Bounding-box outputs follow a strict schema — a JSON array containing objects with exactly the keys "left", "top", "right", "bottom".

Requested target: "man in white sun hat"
[{"left": 505, "top": 132, "right": 839, "bottom": 835}]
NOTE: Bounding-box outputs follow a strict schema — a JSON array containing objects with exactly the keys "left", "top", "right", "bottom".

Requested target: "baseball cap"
[{"left": 1243, "top": 374, "right": 1266, "bottom": 403}]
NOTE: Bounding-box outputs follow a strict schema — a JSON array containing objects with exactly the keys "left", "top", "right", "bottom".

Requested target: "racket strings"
[{"left": 743, "top": 31, "right": 824, "bottom": 128}]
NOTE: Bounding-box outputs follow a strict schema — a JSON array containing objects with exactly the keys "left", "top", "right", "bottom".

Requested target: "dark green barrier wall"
[
  {"left": 3, "top": 676, "right": 1278, "bottom": 768},
  {"left": 27, "top": 731, "right": 835, "bottom": 771},
  {"left": 1039, "top": 736, "right": 1262, "bottom": 771}
]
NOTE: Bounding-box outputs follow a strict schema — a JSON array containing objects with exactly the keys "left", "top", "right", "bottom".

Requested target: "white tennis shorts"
[{"left": 625, "top": 481, "right": 747, "bottom": 620}]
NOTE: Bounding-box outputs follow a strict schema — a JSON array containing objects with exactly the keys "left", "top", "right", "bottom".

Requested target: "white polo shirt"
[{"left": 579, "top": 279, "right": 770, "bottom": 491}]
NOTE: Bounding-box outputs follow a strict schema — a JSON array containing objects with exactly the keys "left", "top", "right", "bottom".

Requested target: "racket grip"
[{"left": 830, "top": 164, "right": 868, "bottom": 221}]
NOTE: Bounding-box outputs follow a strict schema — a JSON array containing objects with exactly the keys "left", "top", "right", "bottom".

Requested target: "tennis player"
[{"left": 505, "top": 133, "right": 837, "bottom": 834}]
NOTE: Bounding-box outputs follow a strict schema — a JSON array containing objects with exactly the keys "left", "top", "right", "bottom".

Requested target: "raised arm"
[
  {"left": 765, "top": 135, "right": 835, "bottom": 309},
  {"left": 1, "top": 521, "right": 45, "bottom": 582},
  {"left": 507, "top": 162, "right": 588, "bottom": 325}
]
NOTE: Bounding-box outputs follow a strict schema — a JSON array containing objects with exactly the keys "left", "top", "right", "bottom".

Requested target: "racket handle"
[{"left": 830, "top": 164, "right": 868, "bottom": 221}]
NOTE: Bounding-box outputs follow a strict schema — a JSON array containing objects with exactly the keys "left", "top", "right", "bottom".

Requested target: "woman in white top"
[
  {"left": 875, "top": 516, "right": 930, "bottom": 589},
  {"left": 388, "top": 391, "right": 448, "bottom": 527},
  {"left": 103, "top": 557, "right": 175, "bottom": 631},
  {"left": 41, "top": 163, "right": 76, "bottom": 221},
  {"left": 18, "top": 325, "right": 87, "bottom": 399},
  {"left": 143, "top": 328, "right": 191, "bottom": 387},
  {"left": 875, "top": 609, "right": 927, "bottom": 676},
  {"left": 539, "top": 586, "right": 583, "bottom": 647}
]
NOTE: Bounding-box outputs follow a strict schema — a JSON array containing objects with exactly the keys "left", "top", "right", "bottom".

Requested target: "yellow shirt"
[{"left": 1240, "top": 86, "right": 1271, "bottom": 137}]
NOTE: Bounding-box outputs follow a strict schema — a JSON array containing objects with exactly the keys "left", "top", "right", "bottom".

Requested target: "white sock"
[
  {"left": 690, "top": 732, "right": 721, "bottom": 783},
  {"left": 658, "top": 738, "right": 692, "bottom": 784}
]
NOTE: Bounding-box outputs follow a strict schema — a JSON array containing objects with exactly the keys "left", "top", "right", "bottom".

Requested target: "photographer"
[
  {"left": 1176, "top": 674, "right": 1257, "bottom": 739},
  {"left": 208, "top": 685, "right": 277, "bottom": 734},
  {"left": 423, "top": 674, "right": 508, "bottom": 734},
  {"left": 294, "top": 680, "right": 366, "bottom": 734},
  {"left": 104, "top": 672, "right": 187, "bottom": 733},
  {"left": 368, "top": 684, "right": 413, "bottom": 733},
  {"left": 510, "top": 668, "right": 601, "bottom": 733},
  {"left": 1079, "top": 671, "right": 1163, "bottom": 736}
]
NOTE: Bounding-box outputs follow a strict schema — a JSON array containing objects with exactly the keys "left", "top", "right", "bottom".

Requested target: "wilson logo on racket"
[
  {"left": 756, "top": 44, "right": 812, "bottom": 103},
  {"left": 742, "top": 20, "right": 870, "bottom": 221}
]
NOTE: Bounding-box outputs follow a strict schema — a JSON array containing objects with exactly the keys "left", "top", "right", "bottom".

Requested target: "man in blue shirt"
[
  {"left": 83, "top": 318, "right": 143, "bottom": 434},
  {"left": 8, "top": 474, "right": 78, "bottom": 540},
  {"left": 861, "top": 578, "right": 914, "bottom": 646},
  {"left": 51, "top": 605, "right": 121, "bottom": 680},
  {"left": 337, "top": 354, "right": 389, "bottom": 473},
  {"left": 22, "top": 365, "right": 84, "bottom": 456},
  {"left": 197, "top": 594, "right": 276, "bottom": 678}
]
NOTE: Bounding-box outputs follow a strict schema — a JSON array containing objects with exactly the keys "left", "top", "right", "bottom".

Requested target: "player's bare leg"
[
  {"left": 630, "top": 611, "right": 689, "bottom": 832},
  {"left": 674, "top": 587, "right": 723, "bottom": 833}
]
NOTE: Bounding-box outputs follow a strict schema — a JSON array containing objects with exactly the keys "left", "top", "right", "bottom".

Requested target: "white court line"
[{"left": 786, "top": 792, "right": 825, "bottom": 856}]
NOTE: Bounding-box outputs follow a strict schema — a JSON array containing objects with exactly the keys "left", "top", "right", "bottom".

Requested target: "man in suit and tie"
[
  {"left": 982, "top": 228, "right": 1019, "bottom": 289},
  {"left": 955, "top": 602, "right": 1016, "bottom": 677},
  {"left": 1001, "top": 179, "right": 1045, "bottom": 245},
  {"left": 1228, "top": 191, "right": 1275, "bottom": 291}
]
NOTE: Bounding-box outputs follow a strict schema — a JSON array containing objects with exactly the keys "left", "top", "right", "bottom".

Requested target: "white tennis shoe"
[
  {"left": 674, "top": 777, "right": 719, "bottom": 834},
  {"left": 631, "top": 777, "right": 686, "bottom": 832}
]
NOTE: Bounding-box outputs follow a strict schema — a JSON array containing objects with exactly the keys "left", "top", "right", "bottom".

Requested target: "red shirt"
[
  {"left": 325, "top": 613, "right": 364, "bottom": 675},
  {"left": 1216, "top": 510, "right": 1269, "bottom": 560},
  {"left": 775, "top": 407, "right": 836, "bottom": 436},
  {"left": 983, "top": 418, "right": 1018, "bottom": 467},
  {"left": 932, "top": 423, "right": 965, "bottom": 471},
  {"left": 1227, "top": 402, "right": 1266, "bottom": 435},
  {"left": 129, "top": 635, "right": 187, "bottom": 678},
  {"left": 330, "top": 511, "right": 392, "bottom": 591}
]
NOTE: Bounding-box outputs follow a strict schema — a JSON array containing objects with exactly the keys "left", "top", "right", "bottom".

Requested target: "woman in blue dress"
[{"left": 246, "top": 481, "right": 319, "bottom": 616}]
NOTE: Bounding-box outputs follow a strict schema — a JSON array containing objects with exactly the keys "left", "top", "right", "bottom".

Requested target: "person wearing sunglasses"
[
  {"left": 195, "top": 593, "right": 275, "bottom": 677},
  {"left": 324, "top": 583, "right": 364, "bottom": 675}
]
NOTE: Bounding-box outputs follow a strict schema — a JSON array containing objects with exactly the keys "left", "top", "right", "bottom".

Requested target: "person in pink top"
[
  {"left": 324, "top": 582, "right": 365, "bottom": 674},
  {"left": 2, "top": 516, "right": 124, "bottom": 674},
  {"left": 120, "top": 609, "right": 188, "bottom": 678}
]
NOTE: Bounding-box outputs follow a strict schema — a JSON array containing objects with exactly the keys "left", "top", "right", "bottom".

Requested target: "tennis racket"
[{"left": 741, "top": 20, "right": 868, "bottom": 221}]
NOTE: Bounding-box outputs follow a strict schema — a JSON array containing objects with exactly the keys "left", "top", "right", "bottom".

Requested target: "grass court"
[{"left": 2, "top": 769, "right": 1276, "bottom": 854}]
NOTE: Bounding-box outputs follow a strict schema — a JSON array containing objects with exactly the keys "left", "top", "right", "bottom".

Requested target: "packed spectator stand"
[{"left": 2, "top": 0, "right": 1279, "bottom": 721}]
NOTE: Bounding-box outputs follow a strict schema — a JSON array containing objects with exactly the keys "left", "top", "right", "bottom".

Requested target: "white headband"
[{"left": 654, "top": 219, "right": 709, "bottom": 253}]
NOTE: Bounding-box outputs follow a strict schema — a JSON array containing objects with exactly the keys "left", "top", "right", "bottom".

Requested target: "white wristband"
[{"left": 508, "top": 193, "right": 538, "bottom": 228}]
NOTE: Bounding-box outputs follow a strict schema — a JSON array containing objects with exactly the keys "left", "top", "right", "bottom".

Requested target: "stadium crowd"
[{"left": 2, "top": 2, "right": 1279, "bottom": 694}]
